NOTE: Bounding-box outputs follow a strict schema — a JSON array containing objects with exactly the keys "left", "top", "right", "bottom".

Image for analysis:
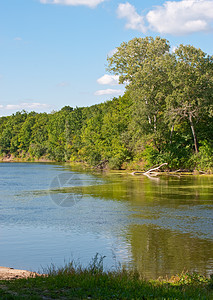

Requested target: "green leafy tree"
[
  {"left": 107, "top": 36, "right": 170, "bottom": 85},
  {"left": 107, "top": 36, "right": 172, "bottom": 159},
  {"left": 29, "top": 113, "right": 49, "bottom": 158},
  {"left": 47, "top": 111, "right": 66, "bottom": 161},
  {"left": 0, "top": 111, "right": 28, "bottom": 155},
  {"left": 64, "top": 107, "right": 86, "bottom": 161},
  {"left": 165, "top": 45, "right": 213, "bottom": 153},
  {"left": 0, "top": 127, "right": 13, "bottom": 154},
  {"left": 80, "top": 110, "right": 104, "bottom": 166},
  {"left": 18, "top": 114, "right": 36, "bottom": 151},
  {"left": 107, "top": 37, "right": 213, "bottom": 169}
]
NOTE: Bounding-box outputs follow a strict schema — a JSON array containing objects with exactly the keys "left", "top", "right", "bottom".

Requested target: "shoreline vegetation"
[
  {"left": 0, "top": 258, "right": 213, "bottom": 299},
  {"left": 0, "top": 156, "right": 212, "bottom": 177},
  {"left": 0, "top": 37, "right": 212, "bottom": 174}
]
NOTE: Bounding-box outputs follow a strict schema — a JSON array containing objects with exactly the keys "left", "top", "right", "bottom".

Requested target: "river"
[{"left": 0, "top": 162, "right": 212, "bottom": 279}]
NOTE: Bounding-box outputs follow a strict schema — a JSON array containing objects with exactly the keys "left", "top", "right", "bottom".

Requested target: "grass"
[{"left": 0, "top": 255, "right": 212, "bottom": 299}]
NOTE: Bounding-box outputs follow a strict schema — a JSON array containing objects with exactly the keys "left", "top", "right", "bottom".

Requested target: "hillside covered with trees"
[{"left": 0, "top": 37, "right": 212, "bottom": 171}]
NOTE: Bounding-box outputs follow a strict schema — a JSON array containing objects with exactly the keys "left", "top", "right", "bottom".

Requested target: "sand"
[{"left": 0, "top": 266, "right": 39, "bottom": 280}]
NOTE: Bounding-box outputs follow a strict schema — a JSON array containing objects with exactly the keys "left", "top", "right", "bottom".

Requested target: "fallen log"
[
  {"left": 144, "top": 163, "right": 168, "bottom": 174},
  {"left": 130, "top": 163, "right": 168, "bottom": 176}
]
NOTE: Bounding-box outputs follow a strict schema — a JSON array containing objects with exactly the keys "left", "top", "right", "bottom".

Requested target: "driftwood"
[
  {"left": 144, "top": 163, "right": 168, "bottom": 174},
  {"left": 173, "top": 169, "right": 206, "bottom": 175},
  {"left": 131, "top": 163, "right": 168, "bottom": 176}
]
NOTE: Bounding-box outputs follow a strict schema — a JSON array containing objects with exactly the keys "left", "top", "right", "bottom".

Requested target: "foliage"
[
  {"left": 107, "top": 37, "right": 213, "bottom": 170},
  {"left": 194, "top": 140, "right": 213, "bottom": 172},
  {"left": 165, "top": 45, "right": 213, "bottom": 153},
  {"left": 0, "top": 37, "right": 212, "bottom": 171}
]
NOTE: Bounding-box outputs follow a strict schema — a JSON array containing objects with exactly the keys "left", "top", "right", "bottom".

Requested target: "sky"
[{"left": 0, "top": 0, "right": 213, "bottom": 116}]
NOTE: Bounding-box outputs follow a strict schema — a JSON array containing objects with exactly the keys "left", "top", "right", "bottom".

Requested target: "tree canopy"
[
  {"left": 0, "top": 37, "right": 212, "bottom": 171},
  {"left": 107, "top": 37, "right": 213, "bottom": 167}
]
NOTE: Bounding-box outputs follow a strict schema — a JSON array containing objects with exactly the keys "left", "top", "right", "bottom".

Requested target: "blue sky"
[{"left": 0, "top": 0, "right": 213, "bottom": 116}]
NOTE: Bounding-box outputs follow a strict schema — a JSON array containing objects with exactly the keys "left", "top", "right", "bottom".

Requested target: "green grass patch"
[{"left": 0, "top": 255, "right": 212, "bottom": 299}]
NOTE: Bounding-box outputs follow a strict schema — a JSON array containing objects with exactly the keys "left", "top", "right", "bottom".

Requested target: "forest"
[{"left": 0, "top": 37, "right": 212, "bottom": 172}]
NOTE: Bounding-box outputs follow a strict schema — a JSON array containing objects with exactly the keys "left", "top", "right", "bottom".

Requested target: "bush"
[{"left": 194, "top": 140, "right": 213, "bottom": 172}]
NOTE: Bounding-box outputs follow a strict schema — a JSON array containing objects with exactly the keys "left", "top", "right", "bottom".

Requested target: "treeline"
[
  {"left": 0, "top": 37, "right": 212, "bottom": 171},
  {"left": 0, "top": 97, "right": 132, "bottom": 169}
]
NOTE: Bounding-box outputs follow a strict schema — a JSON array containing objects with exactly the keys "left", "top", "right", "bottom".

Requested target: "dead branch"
[
  {"left": 130, "top": 163, "right": 168, "bottom": 176},
  {"left": 144, "top": 163, "right": 168, "bottom": 174}
]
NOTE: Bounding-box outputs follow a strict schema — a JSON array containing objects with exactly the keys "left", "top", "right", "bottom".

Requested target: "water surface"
[{"left": 0, "top": 162, "right": 212, "bottom": 279}]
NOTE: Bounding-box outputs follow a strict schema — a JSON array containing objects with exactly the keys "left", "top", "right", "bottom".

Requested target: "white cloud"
[
  {"left": 117, "top": 2, "right": 146, "bottom": 33},
  {"left": 57, "top": 81, "right": 69, "bottom": 87},
  {"left": 14, "top": 37, "right": 22, "bottom": 41},
  {"left": 40, "top": 0, "right": 105, "bottom": 8},
  {"left": 0, "top": 105, "right": 3, "bottom": 109},
  {"left": 4, "top": 102, "right": 50, "bottom": 110},
  {"left": 117, "top": 1, "right": 213, "bottom": 35},
  {"left": 94, "top": 89, "right": 124, "bottom": 96},
  {"left": 107, "top": 48, "right": 118, "bottom": 57},
  {"left": 171, "top": 45, "right": 177, "bottom": 53},
  {"left": 147, "top": 0, "right": 213, "bottom": 35},
  {"left": 97, "top": 74, "right": 119, "bottom": 85}
]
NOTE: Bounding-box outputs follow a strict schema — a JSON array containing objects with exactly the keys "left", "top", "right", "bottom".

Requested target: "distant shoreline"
[
  {"left": 0, "top": 154, "right": 53, "bottom": 163},
  {"left": 1, "top": 155, "right": 212, "bottom": 176}
]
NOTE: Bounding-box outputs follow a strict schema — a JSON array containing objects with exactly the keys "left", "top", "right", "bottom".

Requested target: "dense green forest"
[{"left": 0, "top": 37, "right": 212, "bottom": 171}]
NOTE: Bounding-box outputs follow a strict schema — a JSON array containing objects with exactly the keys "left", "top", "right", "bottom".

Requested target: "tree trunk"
[
  {"left": 153, "top": 115, "right": 157, "bottom": 132},
  {"left": 170, "top": 124, "right": 174, "bottom": 144},
  {"left": 188, "top": 113, "right": 199, "bottom": 153},
  {"left": 145, "top": 99, "right": 152, "bottom": 125}
]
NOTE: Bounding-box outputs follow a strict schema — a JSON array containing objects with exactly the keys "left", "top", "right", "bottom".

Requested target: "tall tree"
[
  {"left": 165, "top": 45, "right": 213, "bottom": 153},
  {"left": 107, "top": 36, "right": 170, "bottom": 85},
  {"left": 107, "top": 36, "right": 171, "bottom": 151}
]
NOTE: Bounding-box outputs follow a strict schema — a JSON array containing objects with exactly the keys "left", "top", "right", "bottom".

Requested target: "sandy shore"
[
  {"left": 0, "top": 154, "right": 54, "bottom": 163},
  {"left": 0, "top": 266, "right": 40, "bottom": 280}
]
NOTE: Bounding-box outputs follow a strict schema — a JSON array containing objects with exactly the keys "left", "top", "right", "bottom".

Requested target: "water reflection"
[
  {"left": 0, "top": 163, "right": 213, "bottom": 279},
  {"left": 127, "top": 224, "right": 213, "bottom": 279},
  {"left": 49, "top": 170, "right": 213, "bottom": 278}
]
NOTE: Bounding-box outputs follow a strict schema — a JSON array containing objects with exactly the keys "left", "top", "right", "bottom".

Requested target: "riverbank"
[
  {"left": 0, "top": 154, "right": 54, "bottom": 163},
  {"left": 0, "top": 267, "right": 39, "bottom": 280},
  {"left": 1, "top": 156, "right": 212, "bottom": 175},
  {"left": 0, "top": 263, "right": 212, "bottom": 299}
]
